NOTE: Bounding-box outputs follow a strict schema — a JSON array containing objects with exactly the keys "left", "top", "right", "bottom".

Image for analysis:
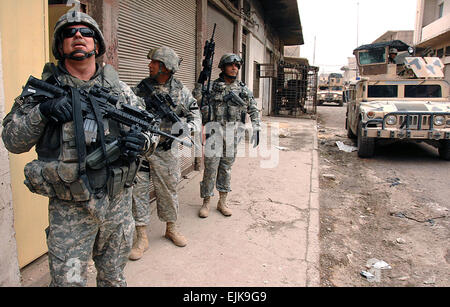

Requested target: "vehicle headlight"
[
  {"left": 333, "top": 94, "right": 337, "bottom": 98},
  {"left": 386, "top": 115, "right": 397, "bottom": 125},
  {"left": 367, "top": 111, "right": 375, "bottom": 119},
  {"left": 434, "top": 116, "right": 445, "bottom": 126}
]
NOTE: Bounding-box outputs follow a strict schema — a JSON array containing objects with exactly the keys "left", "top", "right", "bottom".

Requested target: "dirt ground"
[{"left": 316, "top": 106, "right": 450, "bottom": 287}]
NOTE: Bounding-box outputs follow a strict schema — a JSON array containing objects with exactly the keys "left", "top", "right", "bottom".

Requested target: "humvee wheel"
[
  {"left": 346, "top": 117, "right": 356, "bottom": 139},
  {"left": 357, "top": 121, "right": 375, "bottom": 158},
  {"left": 438, "top": 140, "right": 450, "bottom": 160}
]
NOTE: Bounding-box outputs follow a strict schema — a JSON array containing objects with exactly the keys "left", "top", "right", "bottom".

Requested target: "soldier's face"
[
  {"left": 224, "top": 63, "right": 239, "bottom": 78},
  {"left": 62, "top": 25, "right": 97, "bottom": 58},
  {"left": 149, "top": 60, "right": 168, "bottom": 77}
]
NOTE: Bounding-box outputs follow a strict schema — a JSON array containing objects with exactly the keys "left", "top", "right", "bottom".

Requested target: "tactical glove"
[
  {"left": 121, "top": 128, "right": 147, "bottom": 162},
  {"left": 39, "top": 96, "right": 73, "bottom": 123},
  {"left": 251, "top": 130, "right": 260, "bottom": 148}
]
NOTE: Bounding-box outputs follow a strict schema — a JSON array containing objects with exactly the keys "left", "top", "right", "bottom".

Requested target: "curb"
[{"left": 306, "top": 119, "right": 320, "bottom": 287}]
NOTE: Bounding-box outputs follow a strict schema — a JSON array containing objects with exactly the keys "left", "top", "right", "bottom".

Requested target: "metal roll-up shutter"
[
  {"left": 118, "top": 0, "right": 197, "bottom": 89},
  {"left": 117, "top": 0, "right": 197, "bottom": 197},
  {"left": 207, "top": 4, "right": 235, "bottom": 79}
]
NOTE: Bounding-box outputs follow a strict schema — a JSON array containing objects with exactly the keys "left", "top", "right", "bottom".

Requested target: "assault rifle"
[
  {"left": 197, "top": 23, "right": 216, "bottom": 123},
  {"left": 137, "top": 79, "right": 197, "bottom": 150},
  {"left": 20, "top": 76, "right": 193, "bottom": 168}
]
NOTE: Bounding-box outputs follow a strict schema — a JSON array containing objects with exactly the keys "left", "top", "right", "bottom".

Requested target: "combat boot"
[
  {"left": 129, "top": 226, "right": 149, "bottom": 261},
  {"left": 165, "top": 222, "right": 187, "bottom": 247},
  {"left": 217, "top": 192, "right": 232, "bottom": 216},
  {"left": 199, "top": 197, "right": 210, "bottom": 218}
]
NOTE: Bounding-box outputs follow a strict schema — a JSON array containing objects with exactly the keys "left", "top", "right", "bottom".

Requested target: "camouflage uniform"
[
  {"left": 2, "top": 12, "right": 149, "bottom": 287},
  {"left": 132, "top": 76, "right": 201, "bottom": 224},
  {"left": 200, "top": 75, "right": 260, "bottom": 198}
]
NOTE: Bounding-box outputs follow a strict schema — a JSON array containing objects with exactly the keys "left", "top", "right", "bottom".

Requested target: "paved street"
[
  {"left": 21, "top": 116, "right": 321, "bottom": 287},
  {"left": 317, "top": 104, "right": 450, "bottom": 287}
]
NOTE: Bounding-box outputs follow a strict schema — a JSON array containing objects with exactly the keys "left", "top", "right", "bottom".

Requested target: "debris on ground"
[
  {"left": 387, "top": 177, "right": 402, "bottom": 187},
  {"left": 275, "top": 146, "right": 290, "bottom": 151},
  {"left": 336, "top": 141, "right": 357, "bottom": 153}
]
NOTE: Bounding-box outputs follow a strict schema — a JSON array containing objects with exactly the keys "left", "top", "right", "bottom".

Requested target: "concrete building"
[
  {"left": 341, "top": 56, "right": 358, "bottom": 85},
  {"left": 0, "top": 0, "right": 303, "bottom": 285},
  {"left": 372, "top": 30, "right": 414, "bottom": 46},
  {"left": 414, "top": 0, "right": 450, "bottom": 82}
]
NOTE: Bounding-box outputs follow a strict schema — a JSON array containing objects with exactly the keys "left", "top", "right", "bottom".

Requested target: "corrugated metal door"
[
  {"left": 117, "top": 0, "right": 197, "bottom": 195},
  {"left": 117, "top": 0, "right": 197, "bottom": 90},
  {"left": 207, "top": 4, "right": 235, "bottom": 80}
]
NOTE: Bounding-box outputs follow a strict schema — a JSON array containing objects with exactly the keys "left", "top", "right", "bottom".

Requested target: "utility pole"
[
  {"left": 313, "top": 36, "right": 316, "bottom": 66},
  {"left": 356, "top": 1, "right": 360, "bottom": 47}
]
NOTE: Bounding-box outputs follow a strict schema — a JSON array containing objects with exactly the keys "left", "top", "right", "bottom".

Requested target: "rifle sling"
[
  {"left": 71, "top": 88, "right": 93, "bottom": 195},
  {"left": 88, "top": 93, "right": 111, "bottom": 192}
]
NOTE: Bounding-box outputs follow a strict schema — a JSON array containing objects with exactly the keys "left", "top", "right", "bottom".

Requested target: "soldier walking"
[
  {"left": 198, "top": 53, "right": 261, "bottom": 218},
  {"left": 129, "top": 46, "right": 201, "bottom": 260},
  {"left": 2, "top": 11, "right": 153, "bottom": 286}
]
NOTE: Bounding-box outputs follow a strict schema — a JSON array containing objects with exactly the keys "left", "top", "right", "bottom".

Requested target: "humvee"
[
  {"left": 318, "top": 85, "right": 344, "bottom": 106},
  {"left": 346, "top": 40, "right": 450, "bottom": 160}
]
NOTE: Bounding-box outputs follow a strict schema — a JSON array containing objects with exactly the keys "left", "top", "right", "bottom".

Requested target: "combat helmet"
[
  {"left": 147, "top": 46, "right": 182, "bottom": 73},
  {"left": 218, "top": 53, "right": 243, "bottom": 69},
  {"left": 52, "top": 11, "right": 106, "bottom": 61}
]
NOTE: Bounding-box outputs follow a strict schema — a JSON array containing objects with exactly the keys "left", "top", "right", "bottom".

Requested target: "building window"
[
  {"left": 438, "top": 2, "right": 444, "bottom": 18},
  {"left": 446, "top": 46, "right": 450, "bottom": 57},
  {"left": 253, "top": 62, "right": 260, "bottom": 98},
  {"left": 437, "top": 48, "right": 444, "bottom": 58}
]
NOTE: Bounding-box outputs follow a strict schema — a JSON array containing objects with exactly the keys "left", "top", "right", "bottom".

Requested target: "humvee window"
[
  {"left": 404, "top": 85, "right": 442, "bottom": 98},
  {"left": 319, "top": 86, "right": 329, "bottom": 90},
  {"left": 358, "top": 48, "right": 386, "bottom": 65},
  {"left": 368, "top": 85, "right": 398, "bottom": 98}
]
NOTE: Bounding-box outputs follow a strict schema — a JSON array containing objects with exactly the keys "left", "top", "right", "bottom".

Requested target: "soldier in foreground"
[
  {"left": 2, "top": 11, "right": 153, "bottom": 286},
  {"left": 198, "top": 53, "right": 260, "bottom": 218},
  {"left": 129, "top": 46, "right": 201, "bottom": 260}
]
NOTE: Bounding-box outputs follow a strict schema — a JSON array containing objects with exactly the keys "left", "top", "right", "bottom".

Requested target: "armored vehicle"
[
  {"left": 346, "top": 40, "right": 450, "bottom": 160},
  {"left": 318, "top": 85, "right": 344, "bottom": 106}
]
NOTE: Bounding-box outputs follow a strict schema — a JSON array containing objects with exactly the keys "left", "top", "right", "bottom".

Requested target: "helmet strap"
[
  {"left": 61, "top": 41, "right": 98, "bottom": 61},
  {"left": 224, "top": 73, "right": 237, "bottom": 80}
]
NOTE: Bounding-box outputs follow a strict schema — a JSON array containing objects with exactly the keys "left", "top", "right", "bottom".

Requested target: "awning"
[{"left": 259, "top": 0, "right": 304, "bottom": 46}]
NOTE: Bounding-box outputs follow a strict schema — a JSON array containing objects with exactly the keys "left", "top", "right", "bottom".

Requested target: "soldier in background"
[
  {"left": 198, "top": 53, "right": 260, "bottom": 218},
  {"left": 389, "top": 48, "right": 398, "bottom": 64},
  {"left": 129, "top": 46, "right": 201, "bottom": 260},
  {"left": 1, "top": 11, "right": 153, "bottom": 286}
]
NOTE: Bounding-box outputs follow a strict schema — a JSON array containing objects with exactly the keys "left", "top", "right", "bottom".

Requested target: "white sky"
[{"left": 297, "top": 0, "right": 418, "bottom": 74}]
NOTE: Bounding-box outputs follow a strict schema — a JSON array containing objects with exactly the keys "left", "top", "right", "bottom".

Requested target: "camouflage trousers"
[
  {"left": 132, "top": 147, "right": 181, "bottom": 225},
  {"left": 46, "top": 187, "right": 134, "bottom": 287},
  {"left": 200, "top": 136, "right": 237, "bottom": 198},
  {"left": 131, "top": 170, "right": 152, "bottom": 226}
]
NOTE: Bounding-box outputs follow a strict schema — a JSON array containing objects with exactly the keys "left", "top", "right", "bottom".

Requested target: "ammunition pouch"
[
  {"left": 24, "top": 160, "right": 91, "bottom": 202},
  {"left": 108, "top": 161, "right": 138, "bottom": 199},
  {"left": 201, "top": 105, "right": 210, "bottom": 125},
  {"left": 24, "top": 158, "right": 139, "bottom": 202}
]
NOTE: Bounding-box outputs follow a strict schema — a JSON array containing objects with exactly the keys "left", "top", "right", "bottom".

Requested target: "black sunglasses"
[{"left": 62, "top": 27, "right": 95, "bottom": 38}]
